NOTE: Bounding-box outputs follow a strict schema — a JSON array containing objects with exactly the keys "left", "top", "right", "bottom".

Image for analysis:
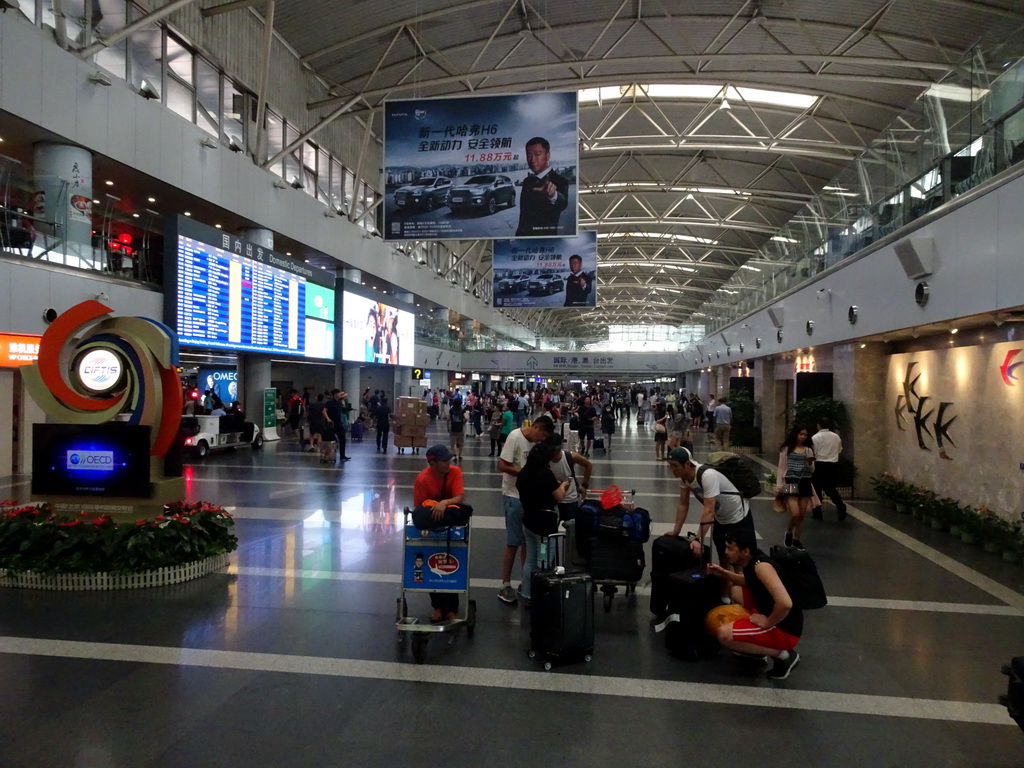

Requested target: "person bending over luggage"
[
  {"left": 516, "top": 441, "right": 572, "bottom": 606},
  {"left": 665, "top": 446, "right": 756, "bottom": 572},
  {"left": 706, "top": 528, "right": 802, "bottom": 680},
  {"left": 545, "top": 433, "right": 593, "bottom": 523},
  {"left": 413, "top": 444, "right": 467, "bottom": 622}
]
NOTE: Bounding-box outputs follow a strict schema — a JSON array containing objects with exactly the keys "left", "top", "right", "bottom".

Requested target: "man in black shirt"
[
  {"left": 563, "top": 254, "right": 592, "bottom": 307},
  {"left": 575, "top": 395, "right": 599, "bottom": 456},
  {"left": 706, "top": 528, "right": 802, "bottom": 680}
]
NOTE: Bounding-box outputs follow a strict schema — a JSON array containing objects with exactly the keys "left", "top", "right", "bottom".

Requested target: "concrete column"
[
  {"left": 756, "top": 357, "right": 788, "bottom": 459},
  {"left": 343, "top": 268, "right": 362, "bottom": 284},
  {"left": 833, "top": 342, "right": 888, "bottom": 497},
  {"left": 0, "top": 370, "right": 12, "bottom": 478},
  {"left": 395, "top": 367, "right": 414, "bottom": 398},
  {"left": 240, "top": 355, "right": 276, "bottom": 440},
  {"left": 343, "top": 366, "right": 361, "bottom": 402},
  {"left": 34, "top": 142, "right": 92, "bottom": 255},
  {"left": 18, "top": 373, "right": 45, "bottom": 477},
  {"left": 238, "top": 227, "right": 274, "bottom": 250}
]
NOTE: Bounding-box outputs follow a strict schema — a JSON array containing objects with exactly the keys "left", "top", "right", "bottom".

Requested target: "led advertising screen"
[
  {"left": 197, "top": 368, "right": 238, "bottom": 404},
  {"left": 32, "top": 424, "right": 152, "bottom": 497},
  {"left": 340, "top": 291, "right": 415, "bottom": 366},
  {"left": 165, "top": 216, "right": 335, "bottom": 359},
  {"left": 383, "top": 92, "right": 578, "bottom": 241}
]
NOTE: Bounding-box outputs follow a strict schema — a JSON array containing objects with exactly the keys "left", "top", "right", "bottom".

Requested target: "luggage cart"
[
  {"left": 395, "top": 507, "right": 477, "bottom": 663},
  {"left": 572, "top": 488, "right": 643, "bottom": 612}
]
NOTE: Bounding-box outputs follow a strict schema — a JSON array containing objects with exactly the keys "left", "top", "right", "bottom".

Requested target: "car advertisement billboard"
[
  {"left": 383, "top": 92, "right": 578, "bottom": 241},
  {"left": 493, "top": 231, "right": 597, "bottom": 309}
]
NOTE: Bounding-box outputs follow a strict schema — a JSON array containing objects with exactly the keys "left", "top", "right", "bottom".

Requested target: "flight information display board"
[{"left": 165, "top": 217, "right": 335, "bottom": 359}]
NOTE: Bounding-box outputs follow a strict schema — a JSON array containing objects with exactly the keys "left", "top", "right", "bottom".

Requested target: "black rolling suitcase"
[
  {"left": 659, "top": 568, "right": 721, "bottom": 661},
  {"left": 592, "top": 437, "right": 605, "bottom": 451},
  {"left": 588, "top": 537, "right": 645, "bottom": 582},
  {"left": 530, "top": 532, "right": 595, "bottom": 670},
  {"left": 650, "top": 534, "right": 700, "bottom": 619},
  {"left": 1001, "top": 656, "right": 1024, "bottom": 732}
]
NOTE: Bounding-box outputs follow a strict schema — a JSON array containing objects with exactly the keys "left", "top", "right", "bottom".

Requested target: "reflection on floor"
[{"left": 1, "top": 416, "right": 1022, "bottom": 767}]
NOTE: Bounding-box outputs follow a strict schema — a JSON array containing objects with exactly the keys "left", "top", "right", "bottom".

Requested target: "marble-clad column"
[{"left": 833, "top": 342, "right": 888, "bottom": 497}]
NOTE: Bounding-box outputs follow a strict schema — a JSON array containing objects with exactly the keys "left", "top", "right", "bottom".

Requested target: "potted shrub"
[{"left": 870, "top": 473, "right": 899, "bottom": 507}]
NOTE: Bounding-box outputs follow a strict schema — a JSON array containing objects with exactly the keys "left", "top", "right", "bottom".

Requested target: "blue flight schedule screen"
[{"left": 175, "top": 235, "right": 334, "bottom": 359}]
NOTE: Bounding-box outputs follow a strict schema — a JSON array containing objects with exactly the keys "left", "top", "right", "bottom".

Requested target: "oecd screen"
[
  {"left": 341, "top": 292, "right": 414, "bottom": 366},
  {"left": 166, "top": 217, "right": 336, "bottom": 359}
]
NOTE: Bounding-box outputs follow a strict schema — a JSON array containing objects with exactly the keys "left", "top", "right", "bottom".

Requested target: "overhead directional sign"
[{"left": 413, "top": 368, "right": 424, "bottom": 380}]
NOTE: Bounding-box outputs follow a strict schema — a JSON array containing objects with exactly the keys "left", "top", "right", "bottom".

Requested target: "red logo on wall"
[{"left": 1000, "top": 349, "right": 1023, "bottom": 386}]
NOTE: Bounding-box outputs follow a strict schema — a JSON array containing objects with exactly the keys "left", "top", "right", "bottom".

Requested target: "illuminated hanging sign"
[{"left": 0, "top": 333, "right": 42, "bottom": 367}]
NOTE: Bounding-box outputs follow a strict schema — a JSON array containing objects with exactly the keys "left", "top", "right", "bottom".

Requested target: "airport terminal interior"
[{"left": 0, "top": 1, "right": 1023, "bottom": 765}]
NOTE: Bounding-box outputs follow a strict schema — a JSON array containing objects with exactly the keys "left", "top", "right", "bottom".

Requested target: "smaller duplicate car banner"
[
  {"left": 383, "top": 92, "right": 578, "bottom": 241},
  {"left": 492, "top": 231, "right": 597, "bottom": 309}
]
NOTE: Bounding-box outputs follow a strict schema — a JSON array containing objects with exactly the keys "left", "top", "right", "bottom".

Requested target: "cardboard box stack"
[{"left": 393, "top": 396, "right": 428, "bottom": 451}]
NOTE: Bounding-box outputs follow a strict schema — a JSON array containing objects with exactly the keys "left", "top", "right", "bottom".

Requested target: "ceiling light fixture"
[
  {"left": 138, "top": 79, "right": 160, "bottom": 100},
  {"left": 88, "top": 71, "right": 112, "bottom": 86},
  {"left": 147, "top": 197, "right": 156, "bottom": 203},
  {"left": 719, "top": 97, "right": 731, "bottom": 111},
  {"left": 183, "top": 211, "right": 192, "bottom": 217}
]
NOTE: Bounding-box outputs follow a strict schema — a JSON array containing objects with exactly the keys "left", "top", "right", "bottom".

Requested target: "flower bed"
[{"left": 0, "top": 500, "right": 237, "bottom": 587}]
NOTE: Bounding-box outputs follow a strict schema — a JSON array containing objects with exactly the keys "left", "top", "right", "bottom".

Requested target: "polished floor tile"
[{"left": 0, "top": 415, "right": 1022, "bottom": 767}]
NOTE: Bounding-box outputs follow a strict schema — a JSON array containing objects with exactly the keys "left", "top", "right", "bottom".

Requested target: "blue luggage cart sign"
[{"left": 403, "top": 545, "right": 469, "bottom": 591}]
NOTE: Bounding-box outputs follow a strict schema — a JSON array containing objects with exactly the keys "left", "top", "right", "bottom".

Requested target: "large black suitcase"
[
  {"left": 650, "top": 534, "right": 700, "bottom": 618},
  {"left": 660, "top": 569, "right": 722, "bottom": 661},
  {"left": 588, "top": 538, "right": 645, "bottom": 583},
  {"left": 530, "top": 570, "right": 595, "bottom": 669},
  {"left": 529, "top": 532, "right": 595, "bottom": 669},
  {"left": 1001, "top": 656, "right": 1024, "bottom": 732}
]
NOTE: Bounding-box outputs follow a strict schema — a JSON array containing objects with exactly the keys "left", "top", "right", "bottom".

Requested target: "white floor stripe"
[
  {"left": 744, "top": 454, "right": 1024, "bottom": 610},
  {"left": 847, "top": 508, "right": 1024, "bottom": 609},
  {"left": 0, "top": 635, "right": 1012, "bottom": 725},
  {"left": 229, "top": 566, "right": 1024, "bottom": 616}
]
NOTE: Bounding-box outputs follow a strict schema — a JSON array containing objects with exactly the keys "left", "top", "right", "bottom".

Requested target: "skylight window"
[
  {"left": 598, "top": 231, "right": 716, "bottom": 245},
  {"left": 579, "top": 84, "right": 817, "bottom": 110}
]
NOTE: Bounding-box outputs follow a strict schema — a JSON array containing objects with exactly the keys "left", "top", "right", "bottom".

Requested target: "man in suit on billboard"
[
  {"left": 516, "top": 137, "right": 569, "bottom": 237},
  {"left": 563, "top": 253, "right": 592, "bottom": 307}
]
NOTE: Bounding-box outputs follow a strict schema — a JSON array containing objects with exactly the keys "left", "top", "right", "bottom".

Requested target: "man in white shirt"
[
  {"left": 666, "top": 446, "right": 756, "bottom": 568},
  {"left": 713, "top": 398, "right": 733, "bottom": 450},
  {"left": 496, "top": 415, "right": 555, "bottom": 604},
  {"left": 811, "top": 417, "right": 848, "bottom": 521}
]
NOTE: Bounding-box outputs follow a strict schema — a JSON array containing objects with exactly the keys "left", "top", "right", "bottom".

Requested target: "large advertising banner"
[
  {"left": 493, "top": 231, "right": 597, "bottom": 309},
  {"left": 383, "top": 92, "right": 578, "bottom": 241}
]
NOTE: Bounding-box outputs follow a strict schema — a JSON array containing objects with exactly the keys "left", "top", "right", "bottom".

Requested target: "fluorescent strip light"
[{"left": 771, "top": 236, "right": 800, "bottom": 243}]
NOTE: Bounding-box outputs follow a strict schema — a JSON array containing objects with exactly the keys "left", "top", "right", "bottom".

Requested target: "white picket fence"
[{"left": 0, "top": 553, "right": 230, "bottom": 591}]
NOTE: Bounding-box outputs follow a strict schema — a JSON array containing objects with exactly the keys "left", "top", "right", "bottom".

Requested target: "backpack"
[
  {"left": 766, "top": 546, "right": 828, "bottom": 610},
  {"left": 695, "top": 453, "right": 762, "bottom": 499},
  {"left": 450, "top": 407, "right": 465, "bottom": 426}
]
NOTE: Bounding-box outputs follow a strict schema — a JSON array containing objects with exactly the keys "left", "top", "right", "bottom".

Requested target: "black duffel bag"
[{"left": 411, "top": 503, "right": 473, "bottom": 530}]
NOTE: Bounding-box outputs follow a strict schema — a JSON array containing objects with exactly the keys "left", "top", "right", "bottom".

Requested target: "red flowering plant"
[{"left": 0, "top": 500, "right": 237, "bottom": 575}]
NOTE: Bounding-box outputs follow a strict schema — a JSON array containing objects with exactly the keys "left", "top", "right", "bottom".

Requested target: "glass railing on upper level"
[{"left": 701, "top": 50, "right": 1024, "bottom": 334}]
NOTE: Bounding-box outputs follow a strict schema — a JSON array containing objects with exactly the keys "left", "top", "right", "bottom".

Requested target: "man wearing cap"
[
  {"left": 496, "top": 414, "right": 556, "bottom": 604},
  {"left": 413, "top": 444, "right": 467, "bottom": 622},
  {"left": 665, "top": 446, "right": 756, "bottom": 571}
]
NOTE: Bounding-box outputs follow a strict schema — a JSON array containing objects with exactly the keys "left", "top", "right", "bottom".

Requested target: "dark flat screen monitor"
[{"left": 32, "top": 424, "right": 152, "bottom": 498}]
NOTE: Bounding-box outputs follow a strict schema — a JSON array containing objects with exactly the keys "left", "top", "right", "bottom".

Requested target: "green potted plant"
[{"left": 870, "top": 473, "right": 900, "bottom": 508}]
